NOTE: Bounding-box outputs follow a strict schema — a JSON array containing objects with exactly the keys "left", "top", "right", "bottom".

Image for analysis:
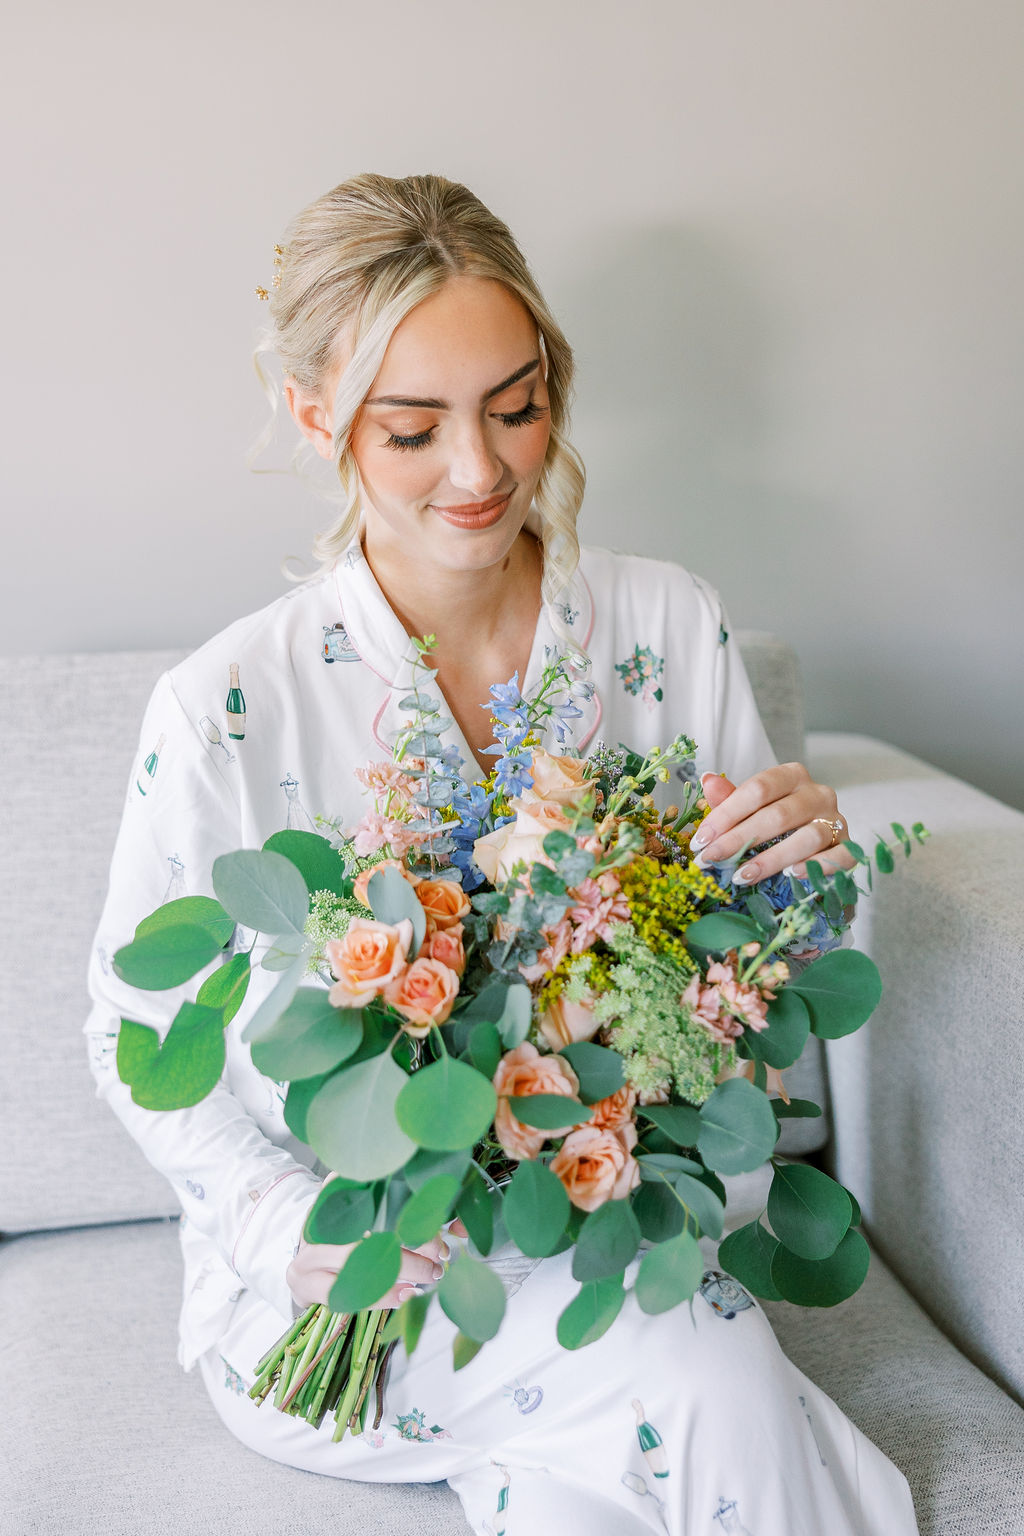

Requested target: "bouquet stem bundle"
[{"left": 249, "top": 1304, "right": 393, "bottom": 1440}]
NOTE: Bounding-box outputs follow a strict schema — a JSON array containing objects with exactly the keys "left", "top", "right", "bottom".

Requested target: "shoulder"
[{"left": 577, "top": 544, "right": 726, "bottom": 638}]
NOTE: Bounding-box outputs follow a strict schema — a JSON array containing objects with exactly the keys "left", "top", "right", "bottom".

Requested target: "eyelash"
[{"left": 384, "top": 400, "right": 547, "bottom": 453}]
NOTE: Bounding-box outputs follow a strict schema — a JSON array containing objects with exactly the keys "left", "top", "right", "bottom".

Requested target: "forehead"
[{"left": 372, "top": 275, "right": 538, "bottom": 393}]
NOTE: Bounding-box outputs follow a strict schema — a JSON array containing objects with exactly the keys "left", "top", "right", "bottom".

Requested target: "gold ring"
[{"left": 811, "top": 816, "right": 845, "bottom": 849}]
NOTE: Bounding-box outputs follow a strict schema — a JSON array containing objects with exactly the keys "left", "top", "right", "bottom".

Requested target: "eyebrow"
[{"left": 364, "top": 358, "right": 540, "bottom": 410}]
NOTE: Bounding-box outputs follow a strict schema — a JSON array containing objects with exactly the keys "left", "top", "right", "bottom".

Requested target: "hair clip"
[
  {"left": 255, "top": 286, "right": 269, "bottom": 301},
  {"left": 256, "top": 245, "right": 288, "bottom": 301}
]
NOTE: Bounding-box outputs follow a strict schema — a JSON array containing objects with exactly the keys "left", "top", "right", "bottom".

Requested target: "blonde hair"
[{"left": 251, "top": 173, "right": 586, "bottom": 603}]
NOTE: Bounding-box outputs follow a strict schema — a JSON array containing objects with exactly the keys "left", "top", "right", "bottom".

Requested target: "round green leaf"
[
  {"left": 717, "top": 1218, "right": 784, "bottom": 1301},
  {"left": 558, "top": 1042, "right": 626, "bottom": 1104},
  {"left": 498, "top": 984, "right": 532, "bottom": 1048},
  {"left": 640, "top": 1103, "right": 701, "bottom": 1147},
  {"left": 771, "top": 1098, "right": 823, "bottom": 1121},
  {"left": 572, "top": 1199, "right": 641, "bottom": 1282},
  {"left": 327, "top": 1232, "right": 402, "bottom": 1312},
  {"left": 452, "top": 1333, "right": 484, "bottom": 1371},
  {"left": 135, "top": 896, "right": 234, "bottom": 949},
  {"left": 305, "top": 1180, "right": 378, "bottom": 1246},
  {"left": 116, "top": 1003, "right": 225, "bottom": 1110},
  {"left": 633, "top": 1181, "right": 687, "bottom": 1243},
  {"left": 634, "top": 1228, "right": 704, "bottom": 1314},
  {"left": 250, "top": 987, "right": 363, "bottom": 1082},
  {"left": 400, "top": 1289, "right": 431, "bottom": 1357},
  {"left": 767, "top": 1163, "right": 853, "bottom": 1260},
  {"left": 789, "top": 949, "right": 883, "bottom": 1039},
  {"left": 396, "top": 1174, "right": 461, "bottom": 1249},
  {"left": 636, "top": 1153, "right": 702, "bottom": 1181},
  {"left": 542, "top": 829, "right": 577, "bottom": 860},
  {"left": 507, "top": 1094, "right": 592, "bottom": 1130},
  {"left": 262, "top": 830, "right": 349, "bottom": 898},
  {"left": 306, "top": 1051, "right": 417, "bottom": 1181},
  {"left": 211, "top": 848, "right": 310, "bottom": 936},
  {"left": 366, "top": 865, "right": 426, "bottom": 956},
  {"left": 456, "top": 1166, "right": 497, "bottom": 1257},
  {"left": 404, "top": 1146, "right": 473, "bottom": 1192},
  {"left": 502, "top": 1159, "right": 571, "bottom": 1258},
  {"left": 113, "top": 923, "right": 224, "bottom": 991},
  {"left": 696, "top": 1077, "right": 779, "bottom": 1174},
  {"left": 196, "top": 953, "right": 251, "bottom": 1025},
  {"left": 770, "top": 1228, "right": 871, "bottom": 1306},
  {"left": 467, "top": 1019, "right": 502, "bottom": 1080},
  {"left": 239, "top": 952, "right": 307, "bottom": 1043},
  {"left": 745, "top": 989, "right": 810, "bottom": 1069},
  {"left": 556, "top": 1275, "right": 625, "bottom": 1349},
  {"left": 673, "top": 1172, "right": 725, "bottom": 1240},
  {"left": 396, "top": 1057, "right": 497, "bottom": 1151},
  {"left": 685, "top": 912, "right": 763, "bottom": 953},
  {"left": 437, "top": 1251, "right": 506, "bottom": 1342}
]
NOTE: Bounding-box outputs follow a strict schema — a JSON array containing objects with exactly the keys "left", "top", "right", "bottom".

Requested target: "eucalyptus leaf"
[
  {"left": 717, "top": 1219, "right": 784, "bottom": 1301},
  {"left": 366, "top": 865, "right": 426, "bottom": 957},
  {"left": 636, "top": 1153, "right": 703, "bottom": 1181},
  {"left": 250, "top": 987, "right": 363, "bottom": 1082},
  {"left": 502, "top": 1159, "right": 571, "bottom": 1258},
  {"left": 556, "top": 1275, "right": 625, "bottom": 1349},
  {"left": 507, "top": 1094, "right": 592, "bottom": 1130},
  {"left": 767, "top": 1163, "right": 852, "bottom": 1260},
  {"left": 558, "top": 1042, "right": 625, "bottom": 1104},
  {"left": 467, "top": 1019, "right": 502, "bottom": 1080},
  {"left": 283, "top": 1067, "right": 335, "bottom": 1143},
  {"left": 113, "top": 923, "right": 224, "bottom": 992},
  {"left": 305, "top": 1179, "right": 378, "bottom": 1246},
  {"left": 744, "top": 989, "right": 810, "bottom": 1069},
  {"left": 396, "top": 1057, "right": 496, "bottom": 1151},
  {"left": 771, "top": 1098, "right": 823, "bottom": 1121},
  {"left": 437, "top": 1252, "right": 506, "bottom": 1342},
  {"left": 541, "top": 829, "right": 577, "bottom": 860},
  {"left": 770, "top": 1228, "right": 870, "bottom": 1306},
  {"left": 400, "top": 1289, "right": 431, "bottom": 1357},
  {"left": 196, "top": 953, "right": 251, "bottom": 1025},
  {"left": 262, "top": 830, "right": 349, "bottom": 898},
  {"left": 634, "top": 1228, "right": 704, "bottom": 1314},
  {"left": 453, "top": 1333, "right": 484, "bottom": 1371},
  {"left": 327, "top": 1232, "right": 402, "bottom": 1312},
  {"left": 789, "top": 950, "right": 883, "bottom": 1039},
  {"left": 633, "top": 1180, "right": 686, "bottom": 1243},
  {"left": 212, "top": 849, "right": 310, "bottom": 936},
  {"left": 641, "top": 1103, "right": 701, "bottom": 1147},
  {"left": 457, "top": 1166, "right": 496, "bottom": 1257},
  {"left": 685, "top": 912, "right": 763, "bottom": 954},
  {"left": 697, "top": 1077, "right": 779, "bottom": 1174},
  {"left": 673, "top": 1172, "right": 725, "bottom": 1240},
  {"left": 530, "top": 864, "right": 567, "bottom": 896},
  {"left": 571, "top": 1199, "right": 641, "bottom": 1282},
  {"left": 135, "top": 896, "right": 234, "bottom": 949},
  {"left": 240, "top": 951, "right": 307, "bottom": 1043},
  {"left": 404, "top": 1146, "right": 473, "bottom": 1192},
  {"left": 305, "top": 1051, "right": 417, "bottom": 1181},
  {"left": 116, "top": 1004, "right": 225, "bottom": 1110},
  {"left": 396, "top": 1174, "right": 461, "bottom": 1249},
  {"left": 498, "top": 984, "right": 532, "bottom": 1048}
]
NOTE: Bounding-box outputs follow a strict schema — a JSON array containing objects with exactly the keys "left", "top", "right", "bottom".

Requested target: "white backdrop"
[{"left": 3, "top": 0, "right": 1022, "bottom": 809}]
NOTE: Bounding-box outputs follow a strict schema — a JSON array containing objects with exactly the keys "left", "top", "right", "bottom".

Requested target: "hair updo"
[{"left": 252, "top": 172, "right": 586, "bottom": 602}]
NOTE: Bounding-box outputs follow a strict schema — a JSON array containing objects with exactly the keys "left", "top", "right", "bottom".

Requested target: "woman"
[{"left": 85, "top": 173, "right": 919, "bottom": 1534}]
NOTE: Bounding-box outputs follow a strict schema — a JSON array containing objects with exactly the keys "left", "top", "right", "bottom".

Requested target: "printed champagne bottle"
[
  {"left": 493, "top": 1468, "right": 510, "bottom": 1535},
  {"left": 137, "top": 733, "right": 165, "bottom": 795},
  {"left": 633, "top": 1399, "right": 669, "bottom": 1478},
  {"left": 226, "top": 663, "right": 246, "bottom": 740}
]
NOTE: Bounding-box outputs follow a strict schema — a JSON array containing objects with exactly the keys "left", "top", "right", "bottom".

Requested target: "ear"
[{"left": 284, "top": 378, "right": 336, "bottom": 460}]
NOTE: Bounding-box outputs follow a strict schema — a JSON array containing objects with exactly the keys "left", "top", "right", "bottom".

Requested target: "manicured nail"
[
  {"left": 691, "top": 825, "right": 716, "bottom": 852},
  {"left": 732, "top": 863, "right": 759, "bottom": 886},
  {"left": 432, "top": 1263, "right": 444, "bottom": 1280},
  {"left": 398, "top": 1286, "right": 419, "bottom": 1303}
]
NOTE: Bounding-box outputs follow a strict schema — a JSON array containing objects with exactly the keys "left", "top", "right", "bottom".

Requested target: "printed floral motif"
[
  {"left": 365, "top": 1428, "right": 387, "bottom": 1449},
  {"left": 392, "top": 1407, "right": 452, "bottom": 1442},
  {"left": 698, "top": 1270, "right": 755, "bottom": 1319},
  {"left": 615, "top": 645, "right": 664, "bottom": 709},
  {"left": 503, "top": 1379, "right": 544, "bottom": 1414},
  {"left": 221, "top": 1357, "right": 248, "bottom": 1395},
  {"left": 555, "top": 601, "right": 579, "bottom": 627}
]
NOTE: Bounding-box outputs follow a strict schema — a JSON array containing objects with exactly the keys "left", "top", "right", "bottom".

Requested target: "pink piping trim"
[
  {"left": 371, "top": 694, "right": 393, "bottom": 754},
  {"left": 580, "top": 569, "right": 596, "bottom": 650},
  {"left": 231, "top": 1167, "right": 310, "bottom": 1273}
]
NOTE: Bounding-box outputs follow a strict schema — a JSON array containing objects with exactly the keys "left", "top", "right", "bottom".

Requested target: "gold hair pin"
[{"left": 255, "top": 244, "right": 287, "bottom": 300}]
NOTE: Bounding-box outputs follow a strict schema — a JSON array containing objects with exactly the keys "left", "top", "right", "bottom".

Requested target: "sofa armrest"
[{"left": 805, "top": 732, "right": 1024, "bottom": 1407}]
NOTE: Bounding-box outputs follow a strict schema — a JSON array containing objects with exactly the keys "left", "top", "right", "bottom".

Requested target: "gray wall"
[{"left": 4, "top": 0, "right": 1022, "bottom": 810}]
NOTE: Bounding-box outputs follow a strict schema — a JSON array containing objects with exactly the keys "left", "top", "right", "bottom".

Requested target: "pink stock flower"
[
  {"left": 681, "top": 950, "right": 772, "bottom": 1044},
  {"left": 351, "top": 810, "right": 392, "bottom": 858},
  {"left": 518, "top": 918, "right": 572, "bottom": 983},
  {"left": 354, "top": 761, "right": 420, "bottom": 804},
  {"left": 567, "top": 873, "right": 631, "bottom": 953}
]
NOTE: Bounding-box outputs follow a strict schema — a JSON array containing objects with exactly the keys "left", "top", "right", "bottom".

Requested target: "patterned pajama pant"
[{"left": 200, "top": 1245, "right": 919, "bottom": 1536}]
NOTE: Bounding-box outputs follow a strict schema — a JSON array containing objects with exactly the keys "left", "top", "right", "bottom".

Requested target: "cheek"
[
  {"left": 513, "top": 418, "right": 552, "bottom": 476},
  {"left": 354, "top": 439, "right": 439, "bottom": 503}
]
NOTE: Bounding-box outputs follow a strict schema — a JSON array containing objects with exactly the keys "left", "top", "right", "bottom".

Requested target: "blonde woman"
[{"left": 85, "top": 174, "right": 919, "bottom": 1535}]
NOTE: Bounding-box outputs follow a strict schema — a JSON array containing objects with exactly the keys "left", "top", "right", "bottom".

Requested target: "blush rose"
[
  {"left": 383, "top": 956, "right": 460, "bottom": 1037},
  {"left": 549, "top": 1123, "right": 641, "bottom": 1212},
  {"left": 326, "top": 918, "right": 414, "bottom": 1009},
  {"left": 492, "top": 1042, "right": 582, "bottom": 1161}
]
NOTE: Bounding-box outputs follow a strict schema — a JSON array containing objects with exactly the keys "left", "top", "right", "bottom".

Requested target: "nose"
[{"left": 445, "top": 416, "right": 504, "bottom": 497}]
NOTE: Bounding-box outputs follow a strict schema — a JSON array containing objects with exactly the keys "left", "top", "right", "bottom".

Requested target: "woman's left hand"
[{"left": 690, "top": 764, "right": 853, "bottom": 885}]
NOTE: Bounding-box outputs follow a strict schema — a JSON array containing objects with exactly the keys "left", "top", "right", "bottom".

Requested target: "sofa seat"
[{"left": 4, "top": 1214, "right": 1023, "bottom": 1535}]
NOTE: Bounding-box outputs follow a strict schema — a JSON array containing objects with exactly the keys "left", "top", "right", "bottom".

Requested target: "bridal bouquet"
[{"left": 112, "top": 640, "right": 926, "bottom": 1441}]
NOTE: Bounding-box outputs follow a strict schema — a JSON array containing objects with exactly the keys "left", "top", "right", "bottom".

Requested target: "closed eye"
[{"left": 384, "top": 399, "right": 548, "bottom": 453}]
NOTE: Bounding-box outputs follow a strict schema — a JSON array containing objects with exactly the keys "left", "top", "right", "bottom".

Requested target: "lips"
[{"left": 431, "top": 490, "right": 514, "bottom": 530}]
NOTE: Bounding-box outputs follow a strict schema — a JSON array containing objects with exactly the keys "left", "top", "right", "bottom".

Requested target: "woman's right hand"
[{"left": 286, "top": 1228, "right": 449, "bottom": 1311}]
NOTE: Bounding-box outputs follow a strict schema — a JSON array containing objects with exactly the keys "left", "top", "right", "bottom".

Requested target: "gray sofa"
[{"left": 3, "top": 640, "right": 1022, "bottom": 1534}]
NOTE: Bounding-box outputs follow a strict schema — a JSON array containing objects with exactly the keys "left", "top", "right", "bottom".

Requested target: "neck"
[{"left": 361, "top": 526, "right": 544, "bottom": 657}]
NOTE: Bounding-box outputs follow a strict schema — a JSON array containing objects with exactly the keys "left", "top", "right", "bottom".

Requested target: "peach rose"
[
  {"left": 537, "top": 992, "right": 602, "bottom": 1051},
  {"left": 420, "top": 922, "right": 467, "bottom": 976},
  {"left": 383, "top": 956, "right": 460, "bottom": 1037},
  {"left": 415, "top": 879, "right": 471, "bottom": 933},
  {"left": 326, "top": 918, "right": 414, "bottom": 1009},
  {"left": 352, "top": 859, "right": 421, "bottom": 911},
  {"left": 492, "top": 1042, "right": 582, "bottom": 1161},
  {"left": 589, "top": 1085, "right": 637, "bottom": 1132},
  {"left": 473, "top": 799, "right": 571, "bottom": 887},
  {"left": 521, "top": 749, "right": 597, "bottom": 808},
  {"left": 549, "top": 1123, "right": 640, "bottom": 1212}
]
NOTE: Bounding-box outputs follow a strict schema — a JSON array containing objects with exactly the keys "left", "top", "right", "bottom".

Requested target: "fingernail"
[
  {"left": 432, "top": 1263, "right": 444, "bottom": 1280},
  {"left": 398, "top": 1286, "right": 419, "bottom": 1303},
  {"left": 691, "top": 825, "right": 716, "bottom": 852},
  {"left": 732, "top": 863, "right": 759, "bottom": 886}
]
